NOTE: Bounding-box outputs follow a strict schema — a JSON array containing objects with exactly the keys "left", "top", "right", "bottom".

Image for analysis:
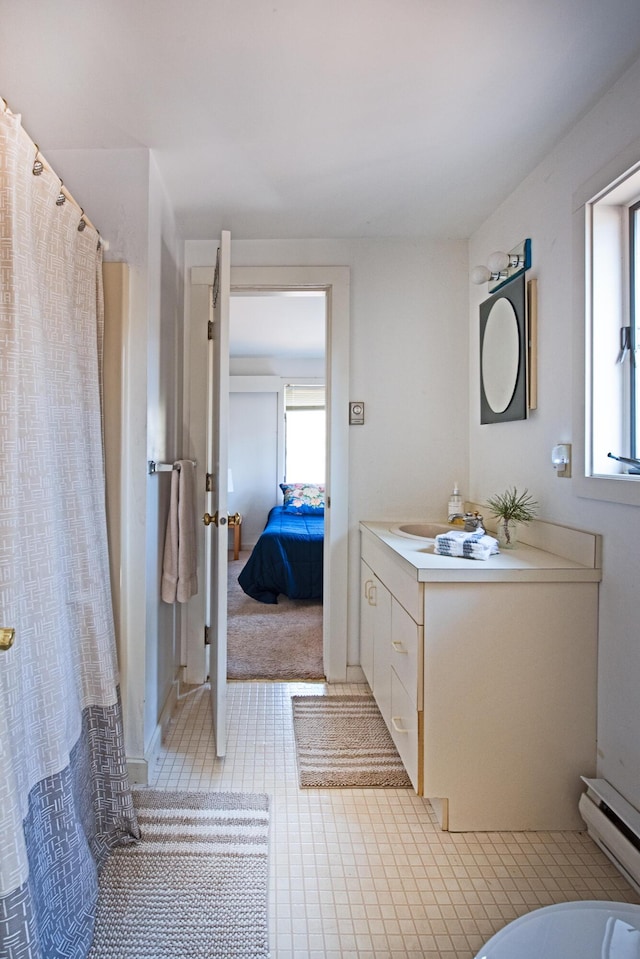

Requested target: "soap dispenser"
[{"left": 448, "top": 483, "right": 463, "bottom": 521}]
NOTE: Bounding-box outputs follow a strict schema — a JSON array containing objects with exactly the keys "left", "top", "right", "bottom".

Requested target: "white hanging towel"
[{"left": 161, "top": 460, "right": 198, "bottom": 603}]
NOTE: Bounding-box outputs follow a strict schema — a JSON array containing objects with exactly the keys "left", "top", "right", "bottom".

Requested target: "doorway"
[
  {"left": 227, "top": 290, "right": 326, "bottom": 680},
  {"left": 184, "top": 264, "right": 350, "bottom": 688}
]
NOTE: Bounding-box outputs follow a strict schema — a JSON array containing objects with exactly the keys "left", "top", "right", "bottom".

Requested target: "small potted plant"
[{"left": 485, "top": 486, "right": 538, "bottom": 548}]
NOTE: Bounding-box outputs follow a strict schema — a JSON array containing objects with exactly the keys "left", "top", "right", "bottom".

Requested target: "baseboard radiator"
[{"left": 580, "top": 777, "right": 640, "bottom": 895}]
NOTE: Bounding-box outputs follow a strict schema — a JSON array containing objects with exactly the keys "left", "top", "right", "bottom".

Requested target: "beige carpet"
[
  {"left": 228, "top": 552, "right": 323, "bottom": 680},
  {"left": 88, "top": 790, "right": 269, "bottom": 959},
  {"left": 291, "top": 695, "right": 413, "bottom": 788}
]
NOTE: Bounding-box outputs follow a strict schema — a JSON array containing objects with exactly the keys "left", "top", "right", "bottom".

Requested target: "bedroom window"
[
  {"left": 284, "top": 384, "right": 325, "bottom": 483},
  {"left": 585, "top": 163, "right": 640, "bottom": 482}
]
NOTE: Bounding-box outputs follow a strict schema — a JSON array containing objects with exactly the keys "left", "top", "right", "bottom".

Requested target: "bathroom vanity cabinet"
[
  {"left": 360, "top": 548, "right": 423, "bottom": 790},
  {"left": 360, "top": 519, "right": 602, "bottom": 832}
]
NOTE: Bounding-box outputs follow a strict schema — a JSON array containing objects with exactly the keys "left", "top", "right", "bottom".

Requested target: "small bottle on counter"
[{"left": 448, "top": 483, "right": 463, "bottom": 520}]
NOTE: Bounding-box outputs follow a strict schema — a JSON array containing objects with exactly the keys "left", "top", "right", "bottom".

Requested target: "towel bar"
[{"left": 148, "top": 459, "right": 197, "bottom": 474}]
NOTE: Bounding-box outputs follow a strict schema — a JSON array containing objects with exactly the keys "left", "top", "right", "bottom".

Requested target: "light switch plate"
[{"left": 349, "top": 401, "right": 365, "bottom": 425}]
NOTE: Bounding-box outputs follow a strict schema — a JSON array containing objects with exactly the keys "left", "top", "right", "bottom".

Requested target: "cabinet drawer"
[
  {"left": 391, "top": 598, "right": 423, "bottom": 709},
  {"left": 390, "top": 670, "right": 419, "bottom": 791}
]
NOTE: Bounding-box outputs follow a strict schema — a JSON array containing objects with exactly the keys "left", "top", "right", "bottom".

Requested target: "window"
[
  {"left": 584, "top": 161, "right": 640, "bottom": 489},
  {"left": 284, "top": 384, "right": 325, "bottom": 483},
  {"left": 629, "top": 201, "right": 640, "bottom": 458}
]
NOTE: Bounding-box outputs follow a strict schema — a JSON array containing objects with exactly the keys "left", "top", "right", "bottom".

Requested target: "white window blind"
[{"left": 284, "top": 384, "right": 326, "bottom": 410}]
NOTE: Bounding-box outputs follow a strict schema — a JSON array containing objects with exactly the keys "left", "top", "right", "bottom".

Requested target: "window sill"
[{"left": 574, "top": 471, "right": 640, "bottom": 507}]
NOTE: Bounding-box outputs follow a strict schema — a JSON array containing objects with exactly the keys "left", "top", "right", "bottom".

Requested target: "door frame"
[{"left": 184, "top": 264, "right": 350, "bottom": 684}]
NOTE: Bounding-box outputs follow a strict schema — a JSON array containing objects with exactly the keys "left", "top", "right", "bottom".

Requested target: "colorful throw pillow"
[{"left": 280, "top": 483, "right": 325, "bottom": 513}]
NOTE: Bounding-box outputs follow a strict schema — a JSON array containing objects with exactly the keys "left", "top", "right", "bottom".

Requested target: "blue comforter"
[{"left": 237, "top": 506, "right": 324, "bottom": 604}]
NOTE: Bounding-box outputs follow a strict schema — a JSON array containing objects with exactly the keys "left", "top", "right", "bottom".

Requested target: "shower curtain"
[{"left": 0, "top": 106, "right": 139, "bottom": 957}]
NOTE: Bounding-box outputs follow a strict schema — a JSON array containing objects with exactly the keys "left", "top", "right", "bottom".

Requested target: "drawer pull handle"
[
  {"left": 391, "top": 640, "right": 407, "bottom": 654},
  {"left": 391, "top": 716, "right": 408, "bottom": 734},
  {"left": 368, "top": 585, "right": 377, "bottom": 606}
]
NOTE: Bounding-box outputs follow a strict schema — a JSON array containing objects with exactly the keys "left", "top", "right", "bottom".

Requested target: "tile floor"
[{"left": 150, "top": 681, "right": 639, "bottom": 958}]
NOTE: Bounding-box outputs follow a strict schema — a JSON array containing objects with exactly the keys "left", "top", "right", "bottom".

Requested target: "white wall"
[
  {"left": 229, "top": 391, "right": 279, "bottom": 547},
  {"left": 468, "top": 57, "right": 640, "bottom": 809},
  {"left": 48, "top": 146, "right": 184, "bottom": 777},
  {"left": 143, "top": 155, "right": 184, "bottom": 762},
  {"left": 187, "top": 237, "right": 469, "bottom": 666}
]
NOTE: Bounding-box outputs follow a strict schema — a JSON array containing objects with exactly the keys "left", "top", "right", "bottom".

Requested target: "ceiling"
[
  {"left": 2, "top": 1, "right": 640, "bottom": 242},
  {"left": 230, "top": 293, "right": 325, "bottom": 358}
]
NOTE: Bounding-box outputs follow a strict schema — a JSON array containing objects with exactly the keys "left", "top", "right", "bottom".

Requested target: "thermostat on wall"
[{"left": 349, "top": 401, "right": 365, "bottom": 425}]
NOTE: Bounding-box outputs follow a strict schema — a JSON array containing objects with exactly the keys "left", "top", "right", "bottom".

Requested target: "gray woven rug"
[
  {"left": 291, "top": 695, "right": 412, "bottom": 788},
  {"left": 88, "top": 790, "right": 269, "bottom": 959}
]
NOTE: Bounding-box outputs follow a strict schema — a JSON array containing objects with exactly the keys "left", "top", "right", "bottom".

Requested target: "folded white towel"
[
  {"left": 464, "top": 536, "right": 500, "bottom": 561},
  {"left": 161, "top": 460, "right": 198, "bottom": 603},
  {"left": 434, "top": 528, "right": 484, "bottom": 555},
  {"left": 434, "top": 528, "right": 499, "bottom": 561}
]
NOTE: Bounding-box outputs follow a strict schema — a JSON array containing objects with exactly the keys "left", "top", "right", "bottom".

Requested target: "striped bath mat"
[
  {"left": 291, "top": 695, "right": 412, "bottom": 788},
  {"left": 88, "top": 790, "right": 269, "bottom": 959}
]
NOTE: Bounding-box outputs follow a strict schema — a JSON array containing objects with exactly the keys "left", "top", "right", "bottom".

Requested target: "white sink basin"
[{"left": 389, "top": 522, "right": 455, "bottom": 541}]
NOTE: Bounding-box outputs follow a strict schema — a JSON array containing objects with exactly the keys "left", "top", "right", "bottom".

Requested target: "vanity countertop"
[{"left": 360, "top": 520, "right": 602, "bottom": 584}]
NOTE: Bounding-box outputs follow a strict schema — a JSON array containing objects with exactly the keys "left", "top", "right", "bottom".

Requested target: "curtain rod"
[{"left": 1, "top": 96, "right": 108, "bottom": 248}]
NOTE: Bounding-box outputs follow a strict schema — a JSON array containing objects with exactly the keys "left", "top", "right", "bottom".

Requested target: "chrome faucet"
[{"left": 448, "top": 511, "right": 484, "bottom": 532}]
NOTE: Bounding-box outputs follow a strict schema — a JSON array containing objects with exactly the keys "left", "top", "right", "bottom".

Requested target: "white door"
[{"left": 205, "top": 230, "right": 231, "bottom": 756}]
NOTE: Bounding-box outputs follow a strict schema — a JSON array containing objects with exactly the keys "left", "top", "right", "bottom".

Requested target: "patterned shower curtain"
[{"left": 0, "top": 105, "right": 139, "bottom": 957}]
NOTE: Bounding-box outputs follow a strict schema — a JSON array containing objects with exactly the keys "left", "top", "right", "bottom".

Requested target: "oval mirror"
[{"left": 481, "top": 298, "right": 520, "bottom": 413}]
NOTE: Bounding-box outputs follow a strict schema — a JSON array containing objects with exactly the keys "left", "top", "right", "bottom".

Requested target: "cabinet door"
[
  {"left": 371, "top": 577, "right": 392, "bottom": 726},
  {"left": 360, "top": 559, "right": 392, "bottom": 722},
  {"left": 360, "top": 560, "right": 376, "bottom": 688}
]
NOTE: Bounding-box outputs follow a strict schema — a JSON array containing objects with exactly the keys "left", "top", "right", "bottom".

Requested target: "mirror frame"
[{"left": 479, "top": 273, "right": 527, "bottom": 424}]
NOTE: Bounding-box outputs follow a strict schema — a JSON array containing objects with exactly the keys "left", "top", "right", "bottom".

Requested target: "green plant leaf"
[{"left": 485, "top": 486, "right": 538, "bottom": 523}]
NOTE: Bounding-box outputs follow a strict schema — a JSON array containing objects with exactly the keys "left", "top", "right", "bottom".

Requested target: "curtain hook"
[
  {"left": 56, "top": 181, "right": 66, "bottom": 206},
  {"left": 32, "top": 145, "right": 43, "bottom": 176},
  {"left": 77, "top": 210, "right": 86, "bottom": 232}
]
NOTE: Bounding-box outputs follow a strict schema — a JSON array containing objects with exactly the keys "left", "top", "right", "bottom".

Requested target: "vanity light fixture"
[{"left": 472, "top": 239, "right": 531, "bottom": 293}]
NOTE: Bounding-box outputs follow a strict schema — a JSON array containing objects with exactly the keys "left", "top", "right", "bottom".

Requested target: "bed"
[{"left": 237, "top": 484, "right": 324, "bottom": 604}]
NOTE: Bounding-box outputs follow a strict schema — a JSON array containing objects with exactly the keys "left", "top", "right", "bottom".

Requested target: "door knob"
[
  {"left": 203, "top": 512, "right": 228, "bottom": 527},
  {"left": 0, "top": 628, "right": 15, "bottom": 651}
]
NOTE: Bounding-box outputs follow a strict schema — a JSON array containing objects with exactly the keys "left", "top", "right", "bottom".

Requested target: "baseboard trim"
[
  {"left": 346, "top": 664, "right": 366, "bottom": 684},
  {"left": 126, "top": 758, "right": 149, "bottom": 785},
  {"left": 126, "top": 680, "right": 179, "bottom": 785}
]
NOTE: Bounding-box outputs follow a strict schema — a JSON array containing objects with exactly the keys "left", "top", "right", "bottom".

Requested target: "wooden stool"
[{"left": 228, "top": 512, "right": 242, "bottom": 560}]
